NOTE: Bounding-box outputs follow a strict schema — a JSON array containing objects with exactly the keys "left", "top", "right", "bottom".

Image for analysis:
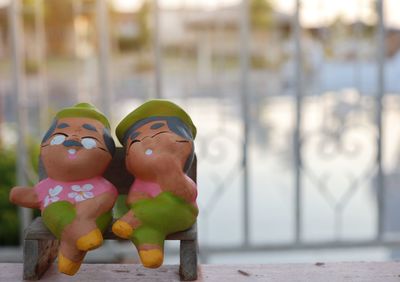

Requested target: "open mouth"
[{"left": 67, "top": 149, "right": 77, "bottom": 159}]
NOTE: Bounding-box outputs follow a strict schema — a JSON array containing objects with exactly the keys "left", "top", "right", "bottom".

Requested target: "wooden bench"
[{"left": 23, "top": 148, "right": 198, "bottom": 281}]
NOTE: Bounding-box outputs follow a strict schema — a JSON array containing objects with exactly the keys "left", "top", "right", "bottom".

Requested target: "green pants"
[
  {"left": 42, "top": 201, "right": 112, "bottom": 239},
  {"left": 130, "top": 192, "right": 198, "bottom": 247}
]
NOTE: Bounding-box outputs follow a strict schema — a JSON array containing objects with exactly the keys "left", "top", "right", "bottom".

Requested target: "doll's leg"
[
  {"left": 112, "top": 209, "right": 141, "bottom": 239},
  {"left": 112, "top": 191, "right": 150, "bottom": 239},
  {"left": 129, "top": 192, "right": 198, "bottom": 268},
  {"left": 58, "top": 240, "right": 86, "bottom": 275},
  {"left": 42, "top": 201, "right": 76, "bottom": 239},
  {"left": 132, "top": 228, "right": 165, "bottom": 269},
  {"left": 138, "top": 244, "right": 164, "bottom": 269},
  {"left": 68, "top": 218, "right": 100, "bottom": 251},
  {"left": 73, "top": 192, "right": 117, "bottom": 251},
  {"left": 41, "top": 201, "right": 91, "bottom": 274}
]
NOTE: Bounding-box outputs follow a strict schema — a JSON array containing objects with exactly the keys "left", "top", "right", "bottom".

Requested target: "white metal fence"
[{"left": 1, "top": 0, "right": 400, "bottom": 264}]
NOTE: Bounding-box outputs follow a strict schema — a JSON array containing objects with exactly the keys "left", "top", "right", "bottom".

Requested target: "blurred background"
[{"left": 1, "top": 0, "right": 400, "bottom": 265}]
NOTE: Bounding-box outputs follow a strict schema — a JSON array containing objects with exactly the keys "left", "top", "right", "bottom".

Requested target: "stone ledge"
[{"left": 2, "top": 261, "right": 400, "bottom": 281}]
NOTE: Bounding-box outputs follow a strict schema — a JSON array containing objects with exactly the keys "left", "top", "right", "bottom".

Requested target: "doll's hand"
[{"left": 9, "top": 186, "right": 41, "bottom": 209}]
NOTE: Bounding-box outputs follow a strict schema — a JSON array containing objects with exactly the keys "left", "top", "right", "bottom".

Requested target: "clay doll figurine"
[
  {"left": 112, "top": 99, "right": 198, "bottom": 268},
  {"left": 9, "top": 103, "right": 117, "bottom": 275}
]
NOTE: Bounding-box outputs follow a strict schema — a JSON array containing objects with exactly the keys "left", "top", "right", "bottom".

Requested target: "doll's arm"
[
  {"left": 126, "top": 189, "right": 151, "bottom": 205},
  {"left": 154, "top": 158, "right": 197, "bottom": 202},
  {"left": 9, "top": 186, "right": 41, "bottom": 209},
  {"left": 158, "top": 172, "right": 197, "bottom": 203}
]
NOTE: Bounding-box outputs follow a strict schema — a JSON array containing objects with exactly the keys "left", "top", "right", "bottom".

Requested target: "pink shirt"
[
  {"left": 131, "top": 175, "right": 198, "bottom": 203},
  {"left": 35, "top": 176, "right": 117, "bottom": 211}
]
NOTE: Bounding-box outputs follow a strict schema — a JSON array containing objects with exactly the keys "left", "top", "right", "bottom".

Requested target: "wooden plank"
[
  {"left": 23, "top": 240, "right": 59, "bottom": 280},
  {"left": 3, "top": 262, "right": 400, "bottom": 282},
  {"left": 25, "top": 217, "right": 197, "bottom": 241},
  {"left": 166, "top": 223, "right": 197, "bottom": 241},
  {"left": 179, "top": 239, "right": 198, "bottom": 281},
  {"left": 22, "top": 240, "right": 39, "bottom": 280}
]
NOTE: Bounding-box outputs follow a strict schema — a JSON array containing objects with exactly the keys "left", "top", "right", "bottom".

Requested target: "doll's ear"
[{"left": 103, "top": 128, "right": 116, "bottom": 156}]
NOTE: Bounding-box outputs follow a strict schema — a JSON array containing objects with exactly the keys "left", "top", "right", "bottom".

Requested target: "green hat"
[
  {"left": 116, "top": 99, "right": 197, "bottom": 143},
  {"left": 56, "top": 102, "right": 110, "bottom": 129}
]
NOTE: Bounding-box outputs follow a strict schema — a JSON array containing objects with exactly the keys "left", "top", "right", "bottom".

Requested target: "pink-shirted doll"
[
  {"left": 112, "top": 100, "right": 198, "bottom": 269},
  {"left": 9, "top": 103, "right": 117, "bottom": 276}
]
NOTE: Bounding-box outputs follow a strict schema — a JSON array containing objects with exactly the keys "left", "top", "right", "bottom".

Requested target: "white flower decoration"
[
  {"left": 68, "top": 184, "right": 94, "bottom": 202},
  {"left": 44, "top": 185, "right": 63, "bottom": 207}
]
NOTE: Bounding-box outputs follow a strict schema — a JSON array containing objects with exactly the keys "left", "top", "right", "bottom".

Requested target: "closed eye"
[
  {"left": 151, "top": 131, "right": 169, "bottom": 138},
  {"left": 128, "top": 139, "right": 141, "bottom": 150},
  {"left": 176, "top": 140, "right": 189, "bottom": 143}
]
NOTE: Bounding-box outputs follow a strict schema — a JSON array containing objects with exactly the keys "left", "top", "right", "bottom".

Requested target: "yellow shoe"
[
  {"left": 58, "top": 252, "right": 81, "bottom": 275},
  {"left": 112, "top": 220, "right": 133, "bottom": 239},
  {"left": 76, "top": 228, "right": 103, "bottom": 251},
  {"left": 139, "top": 249, "right": 164, "bottom": 268}
]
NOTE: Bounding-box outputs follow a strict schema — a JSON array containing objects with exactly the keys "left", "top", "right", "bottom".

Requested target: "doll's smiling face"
[
  {"left": 41, "top": 117, "right": 113, "bottom": 181},
  {"left": 125, "top": 120, "right": 193, "bottom": 181}
]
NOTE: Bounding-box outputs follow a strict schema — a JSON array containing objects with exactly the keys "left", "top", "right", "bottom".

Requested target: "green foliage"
[
  {"left": 22, "top": 0, "right": 37, "bottom": 28},
  {"left": 0, "top": 142, "right": 40, "bottom": 246},
  {"left": 0, "top": 147, "right": 19, "bottom": 246},
  {"left": 0, "top": 9, "right": 8, "bottom": 37},
  {"left": 134, "top": 57, "right": 154, "bottom": 73},
  {"left": 117, "top": 36, "right": 137, "bottom": 51},
  {"left": 136, "top": 0, "right": 151, "bottom": 50},
  {"left": 28, "top": 141, "right": 40, "bottom": 176},
  {"left": 116, "top": 0, "right": 151, "bottom": 52},
  {"left": 25, "top": 59, "right": 40, "bottom": 75},
  {"left": 44, "top": 0, "right": 74, "bottom": 55},
  {"left": 251, "top": 55, "right": 268, "bottom": 69},
  {"left": 250, "top": 0, "right": 273, "bottom": 30}
]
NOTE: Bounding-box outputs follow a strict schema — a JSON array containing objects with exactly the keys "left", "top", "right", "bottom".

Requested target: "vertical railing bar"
[
  {"left": 8, "top": 0, "right": 32, "bottom": 243},
  {"left": 293, "top": 0, "right": 303, "bottom": 243},
  {"left": 216, "top": 10, "right": 228, "bottom": 130},
  {"left": 353, "top": 0, "right": 363, "bottom": 93},
  {"left": 239, "top": 0, "right": 250, "bottom": 246},
  {"left": 153, "top": 0, "right": 162, "bottom": 99},
  {"left": 34, "top": 0, "right": 49, "bottom": 133},
  {"left": 96, "top": 0, "right": 112, "bottom": 118},
  {"left": 376, "top": 0, "right": 385, "bottom": 241},
  {"left": 72, "top": 0, "right": 83, "bottom": 103}
]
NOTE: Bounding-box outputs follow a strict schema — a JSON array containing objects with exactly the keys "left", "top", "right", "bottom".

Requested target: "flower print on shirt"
[
  {"left": 68, "top": 184, "right": 94, "bottom": 202},
  {"left": 43, "top": 185, "right": 63, "bottom": 207}
]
